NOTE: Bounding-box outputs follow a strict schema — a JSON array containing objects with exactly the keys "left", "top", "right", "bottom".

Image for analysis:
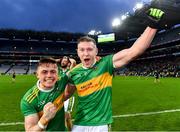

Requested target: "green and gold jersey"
[
  {"left": 20, "top": 75, "right": 68, "bottom": 131},
  {"left": 58, "top": 64, "right": 70, "bottom": 76},
  {"left": 69, "top": 55, "right": 114, "bottom": 126}
]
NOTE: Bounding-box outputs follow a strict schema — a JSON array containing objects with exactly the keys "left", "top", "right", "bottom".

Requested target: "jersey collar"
[{"left": 37, "top": 80, "right": 55, "bottom": 92}]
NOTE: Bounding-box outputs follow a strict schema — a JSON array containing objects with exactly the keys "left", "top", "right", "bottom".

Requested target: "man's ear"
[
  {"left": 36, "top": 69, "right": 39, "bottom": 79},
  {"left": 77, "top": 49, "right": 80, "bottom": 58},
  {"left": 96, "top": 48, "right": 98, "bottom": 55}
]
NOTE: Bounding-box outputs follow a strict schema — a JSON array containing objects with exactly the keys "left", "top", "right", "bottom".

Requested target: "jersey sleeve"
[
  {"left": 67, "top": 71, "right": 75, "bottom": 86},
  {"left": 102, "top": 54, "right": 114, "bottom": 75},
  {"left": 20, "top": 98, "right": 37, "bottom": 116}
]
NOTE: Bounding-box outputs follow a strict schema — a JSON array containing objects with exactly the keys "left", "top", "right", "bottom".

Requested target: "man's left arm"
[
  {"left": 69, "top": 58, "right": 76, "bottom": 69},
  {"left": 113, "top": 8, "right": 164, "bottom": 68},
  {"left": 64, "top": 84, "right": 76, "bottom": 101},
  {"left": 113, "top": 27, "right": 157, "bottom": 68}
]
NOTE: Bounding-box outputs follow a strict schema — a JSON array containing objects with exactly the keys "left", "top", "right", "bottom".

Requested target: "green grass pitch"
[{"left": 0, "top": 75, "right": 180, "bottom": 131}]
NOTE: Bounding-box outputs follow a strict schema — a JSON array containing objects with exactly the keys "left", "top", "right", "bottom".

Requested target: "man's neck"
[{"left": 37, "top": 80, "right": 54, "bottom": 92}]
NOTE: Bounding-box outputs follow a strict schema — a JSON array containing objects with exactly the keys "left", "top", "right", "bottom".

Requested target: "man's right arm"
[
  {"left": 24, "top": 102, "right": 57, "bottom": 131},
  {"left": 24, "top": 114, "right": 42, "bottom": 131}
]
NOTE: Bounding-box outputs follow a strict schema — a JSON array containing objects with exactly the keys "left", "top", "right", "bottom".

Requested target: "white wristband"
[{"left": 38, "top": 121, "right": 47, "bottom": 129}]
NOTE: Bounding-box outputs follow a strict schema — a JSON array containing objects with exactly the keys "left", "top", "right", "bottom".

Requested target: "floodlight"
[
  {"left": 121, "top": 15, "right": 127, "bottom": 20},
  {"left": 88, "top": 30, "right": 96, "bottom": 35},
  {"left": 112, "top": 18, "right": 121, "bottom": 27},
  {"left": 133, "top": 3, "right": 143, "bottom": 12}
]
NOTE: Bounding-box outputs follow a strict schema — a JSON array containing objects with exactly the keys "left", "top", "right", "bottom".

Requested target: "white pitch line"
[
  {"left": 1, "top": 109, "right": 180, "bottom": 126},
  {"left": 113, "top": 109, "right": 180, "bottom": 118},
  {"left": 0, "top": 122, "right": 24, "bottom": 126}
]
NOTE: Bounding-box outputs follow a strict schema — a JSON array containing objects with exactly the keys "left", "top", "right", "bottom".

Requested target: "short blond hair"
[{"left": 77, "top": 36, "right": 96, "bottom": 47}]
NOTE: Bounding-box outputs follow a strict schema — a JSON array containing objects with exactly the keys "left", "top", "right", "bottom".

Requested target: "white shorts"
[
  {"left": 64, "top": 96, "right": 75, "bottom": 112},
  {"left": 72, "top": 125, "right": 109, "bottom": 132}
]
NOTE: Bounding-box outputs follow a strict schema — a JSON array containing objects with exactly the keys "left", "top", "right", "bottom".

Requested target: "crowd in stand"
[
  {"left": 116, "top": 57, "right": 180, "bottom": 77},
  {"left": 1, "top": 56, "right": 180, "bottom": 78}
]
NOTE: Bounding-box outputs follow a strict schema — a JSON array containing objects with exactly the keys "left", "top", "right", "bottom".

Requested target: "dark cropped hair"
[
  {"left": 38, "top": 58, "right": 57, "bottom": 67},
  {"left": 77, "top": 36, "right": 96, "bottom": 46},
  {"left": 61, "top": 56, "right": 71, "bottom": 63}
]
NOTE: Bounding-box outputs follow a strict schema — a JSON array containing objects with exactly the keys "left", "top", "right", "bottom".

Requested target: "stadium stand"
[
  {"left": 7, "top": 64, "right": 28, "bottom": 75},
  {"left": 123, "top": 57, "right": 180, "bottom": 77},
  {"left": 0, "top": 64, "right": 12, "bottom": 74},
  {"left": 0, "top": 26, "right": 179, "bottom": 76},
  {"left": 0, "top": 0, "right": 179, "bottom": 76}
]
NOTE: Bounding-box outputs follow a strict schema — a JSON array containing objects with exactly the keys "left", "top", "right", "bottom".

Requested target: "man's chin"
[
  {"left": 61, "top": 65, "right": 67, "bottom": 68},
  {"left": 84, "top": 64, "right": 91, "bottom": 68},
  {"left": 45, "top": 84, "right": 55, "bottom": 89}
]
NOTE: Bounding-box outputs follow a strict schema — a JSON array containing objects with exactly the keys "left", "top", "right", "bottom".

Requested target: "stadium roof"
[{"left": 113, "top": 0, "right": 180, "bottom": 40}]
